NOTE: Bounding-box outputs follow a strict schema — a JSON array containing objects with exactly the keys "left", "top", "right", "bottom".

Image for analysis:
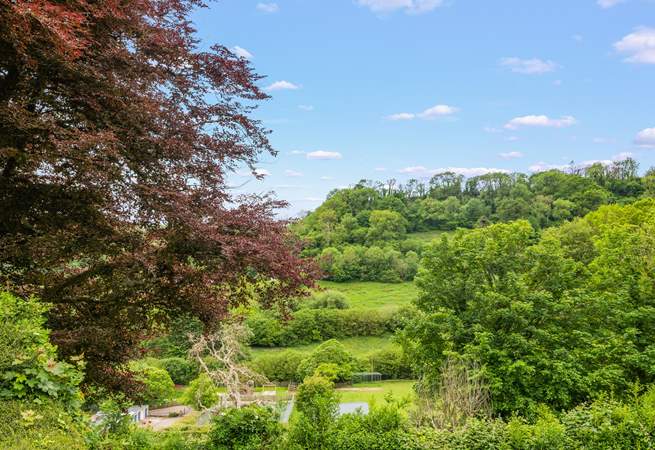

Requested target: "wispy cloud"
[
  {"left": 254, "top": 168, "right": 270, "bottom": 177},
  {"left": 298, "top": 105, "right": 314, "bottom": 111},
  {"left": 505, "top": 115, "right": 577, "bottom": 130},
  {"left": 232, "top": 46, "right": 253, "bottom": 59},
  {"left": 307, "top": 151, "right": 343, "bottom": 160},
  {"left": 399, "top": 166, "right": 509, "bottom": 177},
  {"left": 614, "top": 27, "right": 655, "bottom": 64},
  {"left": 285, "top": 169, "right": 303, "bottom": 177},
  {"left": 635, "top": 127, "right": 655, "bottom": 148},
  {"left": 598, "top": 0, "right": 627, "bottom": 8},
  {"left": 529, "top": 154, "right": 632, "bottom": 173},
  {"left": 266, "top": 80, "right": 300, "bottom": 91},
  {"left": 499, "top": 151, "right": 524, "bottom": 160},
  {"left": 289, "top": 150, "right": 306, "bottom": 155},
  {"left": 387, "top": 104, "right": 459, "bottom": 121},
  {"left": 257, "top": 2, "right": 279, "bottom": 13},
  {"left": 357, "top": 0, "right": 444, "bottom": 14},
  {"left": 499, "top": 57, "right": 558, "bottom": 75}
]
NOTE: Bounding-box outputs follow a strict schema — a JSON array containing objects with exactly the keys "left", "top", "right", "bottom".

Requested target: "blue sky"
[{"left": 192, "top": 0, "right": 655, "bottom": 215}]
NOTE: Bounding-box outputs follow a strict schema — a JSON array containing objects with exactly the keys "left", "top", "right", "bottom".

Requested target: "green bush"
[
  {"left": 308, "top": 290, "right": 349, "bottom": 309},
  {"left": 369, "top": 346, "right": 413, "bottom": 379},
  {"left": 0, "top": 291, "right": 84, "bottom": 409},
  {"left": 159, "top": 357, "right": 197, "bottom": 385},
  {"left": 297, "top": 339, "right": 354, "bottom": 383},
  {"left": 183, "top": 373, "right": 220, "bottom": 410},
  {"left": 209, "top": 405, "right": 282, "bottom": 450},
  {"left": 141, "top": 314, "right": 203, "bottom": 358},
  {"left": 289, "top": 375, "right": 340, "bottom": 449},
  {"left": 248, "top": 308, "right": 399, "bottom": 347},
  {"left": 250, "top": 350, "right": 304, "bottom": 382},
  {"left": 0, "top": 399, "right": 88, "bottom": 450},
  {"left": 130, "top": 363, "right": 176, "bottom": 407}
]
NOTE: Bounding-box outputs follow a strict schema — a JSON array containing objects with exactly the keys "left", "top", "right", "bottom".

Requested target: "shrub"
[
  {"left": 159, "top": 357, "right": 198, "bottom": 385},
  {"left": 250, "top": 350, "right": 304, "bottom": 382},
  {"left": 369, "top": 346, "right": 413, "bottom": 379},
  {"left": 209, "top": 405, "right": 282, "bottom": 450},
  {"left": 297, "top": 340, "right": 354, "bottom": 382},
  {"left": 289, "top": 375, "right": 340, "bottom": 449},
  {"left": 183, "top": 373, "right": 220, "bottom": 410},
  {"left": 308, "top": 290, "right": 349, "bottom": 309},
  {"left": 0, "top": 291, "right": 84, "bottom": 409},
  {"left": 0, "top": 399, "right": 88, "bottom": 450},
  {"left": 130, "top": 364, "right": 176, "bottom": 407},
  {"left": 142, "top": 314, "right": 203, "bottom": 358}
]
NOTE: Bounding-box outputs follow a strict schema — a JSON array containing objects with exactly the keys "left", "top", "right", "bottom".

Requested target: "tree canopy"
[
  {"left": 408, "top": 199, "right": 655, "bottom": 415},
  {"left": 0, "top": 0, "right": 315, "bottom": 389}
]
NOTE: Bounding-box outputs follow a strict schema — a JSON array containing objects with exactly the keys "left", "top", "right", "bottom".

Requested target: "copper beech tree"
[{"left": 0, "top": 0, "right": 316, "bottom": 389}]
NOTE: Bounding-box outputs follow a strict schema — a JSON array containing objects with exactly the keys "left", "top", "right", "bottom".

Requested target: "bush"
[
  {"left": 308, "top": 290, "right": 349, "bottom": 309},
  {"left": 369, "top": 346, "right": 413, "bottom": 379},
  {"left": 0, "top": 292, "right": 85, "bottom": 408},
  {"left": 130, "top": 363, "right": 176, "bottom": 407},
  {"left": 248, "top": 308, "right": 400, "bottom": 347},
  {"left": 159, "top": 357, "right": 198, "bottom": 385},
  {"left": 250, "top": 350, "right": 304, "bottom": 382},
  {"left": 183, "top": 373, "right": 220, "bottom": 410},
  {"left": 141, "top": 314, "right": 203, "bottom": 358},
  {"left": 209, "top": 405, "right": 282, "bottom": 450},
  {"left": 289, "top": 375, "right": 340, "bottom": 449},
  {"left": 297, "top": 340, "right": 354, "bottom": 383},
  {"left": 0, "top": 399, "right": 88, "bottom": 450}
]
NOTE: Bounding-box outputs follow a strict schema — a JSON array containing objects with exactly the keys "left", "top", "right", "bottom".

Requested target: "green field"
[
  {"left": 249, "top": 335, "right": 397, "bottom": 359},
  {"left": 407, "top": 229, "right": 449, "bottom": 243},
  {"left": 337, "top": 380, "right": 416, "bottom": 405},
  {"left": 317, "top": 281, "right": 417, "bottom": 311}
]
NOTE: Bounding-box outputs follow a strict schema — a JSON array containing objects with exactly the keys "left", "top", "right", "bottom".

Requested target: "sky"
[{"left": 191, "top": 0, "right": 655, "bottom": 216}]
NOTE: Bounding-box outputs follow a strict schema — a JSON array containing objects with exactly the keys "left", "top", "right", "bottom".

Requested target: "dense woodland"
[{"left": 295, "top": 159, "right": 655, "bottom": 281}]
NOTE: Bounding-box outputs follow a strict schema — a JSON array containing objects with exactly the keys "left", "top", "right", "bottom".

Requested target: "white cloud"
[
  {"left": 298, "top": 105, "right": 314, "bottom": 111},
  {"left": 256, "top": 2, "right": 279, "bottom": 13},
  {"left": 399, "top": 166, "right": 509, "bottom": 177},
  {"left": 266, "top": 80, "right": 300, "bottom": 91},
  {"left": 356, "top": 0, "right": 444, "bottom": 14},
  {"left": 387, "top": 104, "right": 458, "bottom": 121},
  {"left": 614, "top": 27, "right": 655, "bottom": 64},
  {"left": 320, "top": 176, "right": 334, "bottom": 180},
  {"left": 635, "top": 127, "right": 655, "bottom": 148},
  {"left": 598, "top": 0, "right": 627, "bottom": 8},
  {"left": 254, "top": 168, "right": 270, "bottom": 177},
  {"left": 387, "top": 112, "right": 416, "bottom": 121},
  {"left": 499, "top": 57, "right": 558, "bottom": 75},
  {"left": 232, "top": 46, "right": 253, "bottom": 59},
  {"left": 505, "top": 115, "right": 577, "bottom": 130},
  {"left": 285, "top": 169, "right": 303, "bottom": 177},
  {"left": 306, "top": 151, "right": 343, "bottom": 160},
  {"left": 499, "top": 151, "right": 524, "bottom": 160},
  {"left": 418, "top": 104, "right": 459, "bottom": 119},
  {"left": 529, "top": 154, "right": 632, "bottom": 173}
]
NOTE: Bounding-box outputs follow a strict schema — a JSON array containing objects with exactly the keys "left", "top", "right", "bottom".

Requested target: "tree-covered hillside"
[{"left": 294, "top": 159, "right": 655, "bottom": 282}]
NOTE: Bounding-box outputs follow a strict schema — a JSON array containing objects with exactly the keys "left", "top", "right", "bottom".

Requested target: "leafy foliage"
[
  {"left": 182, "top": 373, "right": 220, "bottom": 410},
  {"left": 0, "top": 0, "right": 316, "bottom": 390},
  {"left": 209, "top": 405, "right": 282, "bottom": 450},
  {"left": 0, "top": 291, "right": 83, "bottom": 409},
  {"left": 296, "top": 160, "right": 653, "bottom": 282},
  {"left": 297, "top": 340, "right": 355, "bottom": 382},
  {"left": 408, "top": 200, "right": 655, "bottom": 415}
]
